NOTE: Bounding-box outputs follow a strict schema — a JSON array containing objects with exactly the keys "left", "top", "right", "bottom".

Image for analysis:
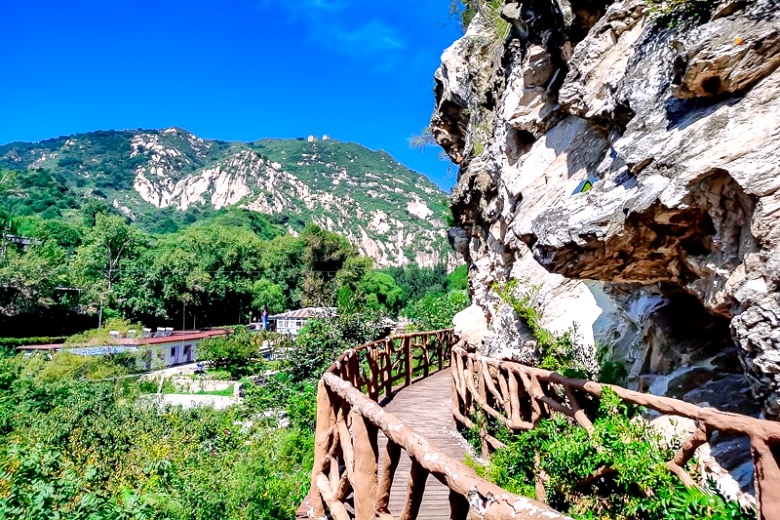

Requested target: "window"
[{"left": 170, "top": 347, "right": 176, "bottom": 357}]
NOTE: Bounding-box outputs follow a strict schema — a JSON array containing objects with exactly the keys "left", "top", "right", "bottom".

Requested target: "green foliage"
[
  {"left": 65, "top": 318, "right": 145, "bottom": 346},
  {"left": 494, "top": 280, "right": 593, "bottom": 378},
  {"left": 251, "top": 279, "right": 287, "bottom": 315},
  {"left": 382, "top": 263, "right": 450, "bottom": 308},
  {"left": 34, "top": 351, "right": 128, "bottom": 382},
  {"left": 596, "top": 344, "right": 629, "bottom": 385},
  {"left": 447, "top": 264, "right": 468, "bottom": 291},
  {"left": 484, "top": 389, "right": 751, "bottom": 519},
  {"left": 0, "top": 238, "right": 71, "bottom": 315},
  {"left": 0, "top": 346, "right": 314, "bottom": 520},
  {"left": 404, "top": 290, "right": 469, "bottom": 331},
  {"left": 285, "top": 319, "right": 346, "bottom": 383},
  {"left": 0, "top": 169, "right": 80, "bottom": 220},
  {"left": 197, "top": 328, "right": 263, "bottom": 379},
  {"left": 644, "top": 0, "right": 721, "bottom": 24},
  {"left": 284, "top": 313, "right": 386, "bottom": 383}
]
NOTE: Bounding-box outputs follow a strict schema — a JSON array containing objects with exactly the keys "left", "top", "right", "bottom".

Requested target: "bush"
[
  {"left": 283, "top": 313, "right": 386, "bottom": 383},
  {"left": 644, "top": 0, "right": 720, "bottom": 23},
  {"left": 0, "top": 352, "right": 314, "bottom": 520},
  {"left": 484, "top": 389, "right": 751, "bottom": 519},
  {"left": 494, "top": 280, "right": 595, "bottom": 378},
  {"left": 197, "top": 328, "right": 263, "bottom": 378},
  {"left": 285, "top": 319, "right": 345, "bottom": 383},
  {"left": 403, "top": 290, "right": 469, "bottom": 331}
]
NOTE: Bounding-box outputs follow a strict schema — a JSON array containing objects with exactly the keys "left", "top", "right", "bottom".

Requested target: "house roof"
[
  {"left": 17, "top": 329, "right": 227, "bottom": 351},
  {"left": 271, "top": 307, "right": 337, "bottom": 319},
  {"left": 120, "top": 329, "right": 227, "bottom": 345}
]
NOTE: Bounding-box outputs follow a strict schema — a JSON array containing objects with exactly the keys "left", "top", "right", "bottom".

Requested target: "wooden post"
[
  {"left": 352, "top": 410, "right": 379, "bottom": 520},
  {"left": 399, "top": 461, "right": 429, "bottom": 520},
  {"left": 404, "top": 337, "right": 413, "bottom": 388},
  {"left": 753, "top": 438, "right": 780, "bottom": 520},
  {"left": 452, "top": 357, "right": 461, "bottom": 429},
  {"left": 375, "top": 440, "right": 402, "bottom": 519},
  {"left": 448, "top": 489, "right": 469, "bottom": 520},
  {"left": 423, "top": 336, "right": 431, "bottom": 379},
  {"left": 438, "top": 333, "right": 445, "bottom": 373},
  {"left": 384, "top": 338, "right": 393, "bottom": 398},
  {"left": 310, "top": 381, "right": 337, "bottom": 517},
  {"left": 476, "top": 361, "right": 489, "bottom": 458},
  {"left": 366, "top": 347, "right": 380, "bottom": 401}
]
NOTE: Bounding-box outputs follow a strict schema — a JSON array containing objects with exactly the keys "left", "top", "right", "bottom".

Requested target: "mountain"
[{"left": 0, "top": 128, "right": 456, "bottom": 267}]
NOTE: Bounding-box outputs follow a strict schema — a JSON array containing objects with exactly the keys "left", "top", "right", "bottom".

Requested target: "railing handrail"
[
  {"left": 307, "top": 332, "right": 780, "bottom": 520},
  {"left": 306, "top": 330, "right": 569, "bottom": 520},
  {"left": 452, "top": 345, "right": 780, "bottom": 520}
]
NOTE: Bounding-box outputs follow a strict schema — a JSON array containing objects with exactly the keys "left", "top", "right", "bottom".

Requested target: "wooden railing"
[
  {"left": 451, "top": 346, "right": 780, "bottom": 520},
  {"left": 326, "top": 329, "right": 454, "bottom": 402},
  {"left": 306, "top": 331, "right": 569, "bottom": 520}
]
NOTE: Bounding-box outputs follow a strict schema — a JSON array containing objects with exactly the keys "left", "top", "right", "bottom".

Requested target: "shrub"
[
  {"left": 494, "top": 280, "right": 595, "bottom": 378},
  {"left": 484, "top": 389, "right": 751, "bottom": 519},
  {"left": 644, "top": 0, "right": 721, "bottom": 24},
  {"left": 197, "top": 328, "right": 263, "bottom": 378},
  {"left": 404, "top": 290, "right": 469, "bottom": 331}
]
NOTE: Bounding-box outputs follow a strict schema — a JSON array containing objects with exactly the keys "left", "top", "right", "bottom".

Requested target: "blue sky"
[{"left": 0, "top": 0, "right": 463, "bottom": 190}]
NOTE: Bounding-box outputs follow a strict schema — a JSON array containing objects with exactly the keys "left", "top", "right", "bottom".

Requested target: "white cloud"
[{"left": 254, "top": 0, "right": 407, "bottom": 60}]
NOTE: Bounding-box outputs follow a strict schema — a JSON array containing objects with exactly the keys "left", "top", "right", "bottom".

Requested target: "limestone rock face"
[{"left": 432, "top": 0, "right": 780, "bottom": 419}]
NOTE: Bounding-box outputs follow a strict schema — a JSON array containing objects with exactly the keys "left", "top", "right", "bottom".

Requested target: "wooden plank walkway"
[{"left": 378, "top": 369, "right": 470, "bottom": 520}]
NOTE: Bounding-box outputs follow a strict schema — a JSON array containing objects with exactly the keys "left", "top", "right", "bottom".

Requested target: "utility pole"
[{"left": 98, "top": 293, "right": 104, "bottom": 328}]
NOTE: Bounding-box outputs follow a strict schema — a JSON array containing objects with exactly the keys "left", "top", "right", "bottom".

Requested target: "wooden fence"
[
  {"left": 306, "top": 330, "right": 569, "bottom": 520},
  {"left": 451, "top": 345, "right": 780, "bottom": 520}
]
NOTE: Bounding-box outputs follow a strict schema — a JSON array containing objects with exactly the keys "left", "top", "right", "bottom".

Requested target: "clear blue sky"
[{"left": 0, "top": 0, "right": 462, "bottom": 190}]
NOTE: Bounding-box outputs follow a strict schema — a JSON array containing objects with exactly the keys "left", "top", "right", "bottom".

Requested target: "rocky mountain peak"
[{"left": 0, "top": 129, "right": 457, "bottom": 268}]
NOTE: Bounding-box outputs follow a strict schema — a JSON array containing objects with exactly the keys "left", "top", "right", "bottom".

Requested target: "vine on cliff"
[
  {"left": 644, "top": 0, "right": 725, "bottom": 25},
  {"left": 494, "top": 279, "right": 595, "bottom": 378}
]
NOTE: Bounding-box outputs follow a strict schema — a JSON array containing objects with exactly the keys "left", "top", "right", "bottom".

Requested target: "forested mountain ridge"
[{"left": 0, "top": 128, "right": 455, "bottom": 267}]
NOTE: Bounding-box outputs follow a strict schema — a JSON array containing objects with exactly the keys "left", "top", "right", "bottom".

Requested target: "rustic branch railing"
[
  {"left": 306, "top": 330, "right": 569, "bottom": 520},
  {"left": 451, "top": 345, "right": 780, "bottom": 520}
]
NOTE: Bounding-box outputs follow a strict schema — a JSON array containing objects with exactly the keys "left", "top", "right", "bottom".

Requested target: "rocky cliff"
[
  {"left": 0, "top": 129, "right": 456, "bottom": 268},
  {"left": 433, "top": 0, "right": 779, "bottom": 434}
]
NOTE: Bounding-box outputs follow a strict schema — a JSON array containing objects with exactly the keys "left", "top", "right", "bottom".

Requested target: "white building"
[
  {"left": 19, "top": 329, "right": 228, "bottom": 369},
  {"left": 272, "top": 307, "right": 337, "bottom": 336}
]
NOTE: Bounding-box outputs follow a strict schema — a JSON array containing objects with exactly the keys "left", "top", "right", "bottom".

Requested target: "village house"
[
  {"left": 18, "top": 328, "right": 227, "bottom": 369},
  {"left": 271, "top": 307, "right": 337, "bottom": 336}
]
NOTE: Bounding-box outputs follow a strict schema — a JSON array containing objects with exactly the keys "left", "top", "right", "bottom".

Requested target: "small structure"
[
  {"left": 18, "top": 329, "right": 227, "bottom": 369},
  {"left": 307, "top": 135, "right": 318, "bottom": 142},
  {"left": 322, "top": 134, "right": 331, "bottom": 141},
  {"left": 272, "top": 307, "right": 337, "bottom": 336}
]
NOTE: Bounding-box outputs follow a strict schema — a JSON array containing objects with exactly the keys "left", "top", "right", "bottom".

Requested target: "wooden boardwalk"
[{"left": 378, "top": 369, "right": 469, "bottom": 520}]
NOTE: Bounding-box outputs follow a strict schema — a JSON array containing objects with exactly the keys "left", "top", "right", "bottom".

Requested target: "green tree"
[
  {"left": 251, "top": 279, "right": 287, "bottom": 315},
  {"left": 197, "top": 328, "right": 262, "bottom": 378},
  {"left": 447, "top": 264, "right": 468, "bottom": 291},
  {"left": 285, "top": 319, "right": 344, "bottom": 382},
  {"left": 75, "top": 213, "right": 146, "bottom": 293},
  {"left": 358, "top": 271, "right": 403, "bottom": 313},
  {"left": 404, "top": 290, "right": 469, "bottom": 331},
  {"left": 0, "top": 239, "right": 69, "bottom": 314}
]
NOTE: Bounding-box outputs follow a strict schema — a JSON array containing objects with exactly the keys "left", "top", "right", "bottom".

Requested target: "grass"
[{"left": 194, "top": 385, "right": 235, "bottom": 397}]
